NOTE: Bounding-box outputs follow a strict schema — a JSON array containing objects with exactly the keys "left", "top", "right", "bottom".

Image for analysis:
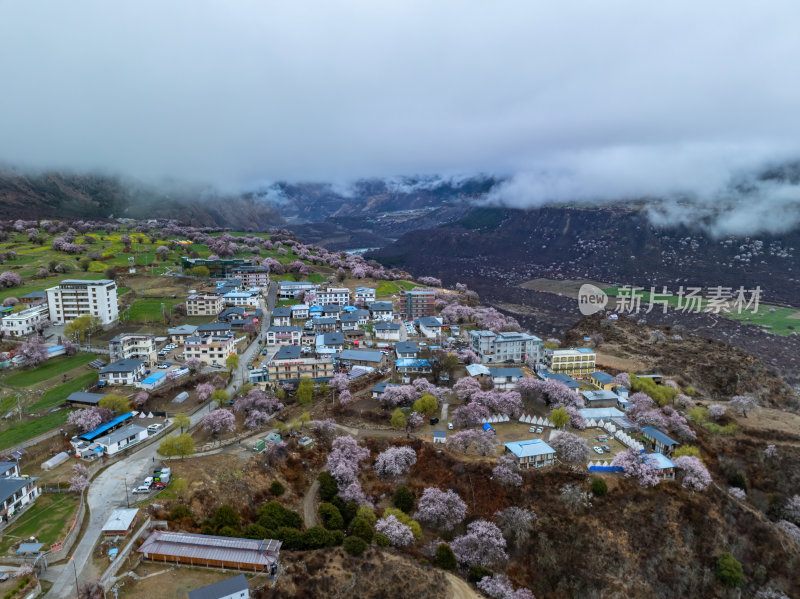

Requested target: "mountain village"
[{"left": 0, "top": 219, "right": 793, "bottom": 599}]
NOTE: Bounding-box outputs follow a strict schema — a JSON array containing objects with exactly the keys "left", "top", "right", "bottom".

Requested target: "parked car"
[
  {"left": 143, "top": 476, "right": 153, "bottom": 487},
  {"left": 529, "top": 426, "right": 536, "bottom": 433},
  {"left": 593, "top": 446, "right": 604, "bottom": 454},
  {"left": 536, "top": 426, "right": 543, "bottom": 433},
  {"left": 132, "top": 485, "right": 150, "bottom": 494},
  {"left": 597, "top": 435, "right": 608, "bottom": 442},
  {"left": 448, "top": 422, "right": 453, "bottom": 430},
  {"left": 429, "top": 417, "right": 439, "bottom": 425},
  {"left": 602, "top": 445, "right": 611, "bottom": 453}
]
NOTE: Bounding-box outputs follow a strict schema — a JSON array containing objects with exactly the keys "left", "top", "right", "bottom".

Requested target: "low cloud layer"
[{"left": 1, "top": 1, "right": 800, "bottom": 233}]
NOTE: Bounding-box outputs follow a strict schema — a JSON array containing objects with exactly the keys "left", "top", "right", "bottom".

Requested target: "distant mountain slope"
[
  {"left": 0, "top": 171, "right": 284, "bottom": 230},
  {"left": 369, "top": 205, "right": 800, "bottom": 306}
]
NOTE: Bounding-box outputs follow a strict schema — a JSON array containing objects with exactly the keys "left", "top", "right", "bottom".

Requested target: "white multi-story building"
[
  {"left": 354, "top": 287, "right": 376, "bottom": 303},
  {"left": 313, "top": 287, "right": 351, "bottom": 306},
  {"left": 229, "top": 266, "right": 271, "bottom": 288},
  {"left": 109, "top": 333, "right": 157, "bottom": 366},
  {"left": 1, "top": 305, "right": 49, "bottom": 337},
  {"left": 469, "top": 330, "right": 543, "bottom": 364},
  {"left": 0, "top": 460, "right": 40, "bottom": 522},
  {"left": 222, "top": 291, "right": 260, "bottom": 307},
  {"left": 46, "top": 279, "right": 119, "bottom": 325},
  {"left": 265, "top": 326, "right": 302, "bottom": 346},
  {"left": 186, "top": 294, "right": 223, "bottom": 317},
  {"left": 278, "top": 281, "right": 317, "bottom": 299},
  {"left": 183, "top": 335, "right": 237, "bottom": 366},
  {"left": 99, "top": 359, "right": 146, "bottom": 386}
]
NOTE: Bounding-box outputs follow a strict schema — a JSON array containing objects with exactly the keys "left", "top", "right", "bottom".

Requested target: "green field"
[
  {"left": 0, "top": 410, "right": 70, "bottom": 451},
  {"left": 0, "top": 493, "right": 80, "bottom": 553},
  {"left": 603, "top": 286, "right": 798, "bottom": 336},
  {"left": 30, "top": 372, "right": 98, "bottom": 413},
  {"left": 125, "top": 298, "right": 183, "bottom": 323},
  {"left": 376, "top": 280, "right": 418, "bottom": 296},
  {"left": 4, "top": 353, "right": 98, "bottom": 387},
  {"left": 725, "top": 305, "right": 799, "bottom": 335}
]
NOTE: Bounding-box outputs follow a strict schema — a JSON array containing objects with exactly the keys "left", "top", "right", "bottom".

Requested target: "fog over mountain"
[{"left": 2, "top": 1, "right": 800, "bottom": 233}]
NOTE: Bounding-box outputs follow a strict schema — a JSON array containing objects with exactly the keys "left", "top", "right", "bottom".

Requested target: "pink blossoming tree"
[{"left": 414, "top": 487, "right": 467, "bottom": 531}]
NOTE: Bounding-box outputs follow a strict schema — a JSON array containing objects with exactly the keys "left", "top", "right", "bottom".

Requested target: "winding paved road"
[{"left": 42, "top": 285, "right": 275, "bottom": 597}]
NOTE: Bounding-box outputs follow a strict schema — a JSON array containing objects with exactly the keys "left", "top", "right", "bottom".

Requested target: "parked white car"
[
  {"left": 132, "top": 485, "right": 151, "bottom": 494},
  {"left": 448, "top": 422, "right": 453, "bottom": 430},
  {"left": 593, "top": 446, "right": 604, "bottom": 454}
]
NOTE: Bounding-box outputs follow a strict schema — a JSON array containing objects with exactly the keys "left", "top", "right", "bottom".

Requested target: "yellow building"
[
  {"left": 546, "top": 347, "right": 596, "bottom": 378},
  {"left": 588, "top": 371, "right": 617, "bottom": 390}
]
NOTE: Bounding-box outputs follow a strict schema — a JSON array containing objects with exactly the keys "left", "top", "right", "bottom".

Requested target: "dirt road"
[
  {"left": 303, "top": 478, "right": 320, "bottom": 527},
  {"left": 445, "top": 573, "right": 482, "bottom": 599}
]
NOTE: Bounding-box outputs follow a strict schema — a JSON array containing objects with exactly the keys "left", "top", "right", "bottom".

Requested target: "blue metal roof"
[
  {"left": 394, "top": 342, "right": 418, "bottom": 353},
  {"left": 644, "top": 452, "right": 675, "bottom": 470},
  {"left": 79, "top": 412, "right": 134, "bottom": 442},
  {"left": 339, "top": 349, "right": 383, "bottom": 362},
  {"left": 641, "top": 427, "right": 679, "bottom": 447},
  {"left": 504, "top": 438, "right": 556, "bottom": 458},
  {"left": 490, "top": 367, "right": 524, "bottom": 379},
  {"left": 590, "top": 371, "right": 616, "bottom": 384},
  {"left": 141, "top": 372, "right": 167, "bottom": 385}
]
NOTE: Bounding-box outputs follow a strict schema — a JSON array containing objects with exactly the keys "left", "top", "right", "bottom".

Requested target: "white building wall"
[{"left": 46, "top": 280, "right": 118, "bottom": 325}]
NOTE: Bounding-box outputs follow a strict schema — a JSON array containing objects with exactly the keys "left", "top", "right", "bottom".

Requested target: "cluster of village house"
[{"left": 0, "top": 258, "right": 684, "bottom": 592}]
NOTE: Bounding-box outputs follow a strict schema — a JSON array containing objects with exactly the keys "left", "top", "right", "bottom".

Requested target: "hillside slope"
[{"left": 0, "top": 171, "right": 284, "bottom": 230}]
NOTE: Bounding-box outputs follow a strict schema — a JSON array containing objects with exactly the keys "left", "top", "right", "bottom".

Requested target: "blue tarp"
[{"left": 588, "top": 466, "right": 624, "bottom": 472}]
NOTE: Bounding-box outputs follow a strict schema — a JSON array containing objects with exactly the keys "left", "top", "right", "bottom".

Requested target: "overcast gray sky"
[{"left": 1, "top": 1, "right": 800, "bottom": 231}]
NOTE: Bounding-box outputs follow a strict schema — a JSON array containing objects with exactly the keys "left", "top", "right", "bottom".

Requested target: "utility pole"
[
  {"left": 71, "top": 556, "right": 79, "bottom": 596},
  {"left": 119, "top": 477, "right": 130, "bottom": 508}
]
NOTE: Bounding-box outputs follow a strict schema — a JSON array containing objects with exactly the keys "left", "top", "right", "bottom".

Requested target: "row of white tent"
[
  {"left": 613, "top": 431, "right": 644, "bottom": 452},
  {"left": 481, "top": 414, "right": 511, "bottom": 424},
  {"left": 131, "top": 411, "right": 156, "bottom": 418},
  {"left": 517, "top": 414, "right": 555, "bottom": 427},
  {"left": 587, "top": 419, "right": 618, "bottom": 433}
]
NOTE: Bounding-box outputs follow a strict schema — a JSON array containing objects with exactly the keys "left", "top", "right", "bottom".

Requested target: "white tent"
[
  {"left": 502, "top": 414, "right": 510, "bottom": 422},
  {"left": 519, "top": 414, "right": 527, "bottom": 423},
  {"left": 587, "top": 419, "right": 597, "bottom": 428},
  {"left": 147, "top": 412, "right": 154, "bottom": 419}
]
